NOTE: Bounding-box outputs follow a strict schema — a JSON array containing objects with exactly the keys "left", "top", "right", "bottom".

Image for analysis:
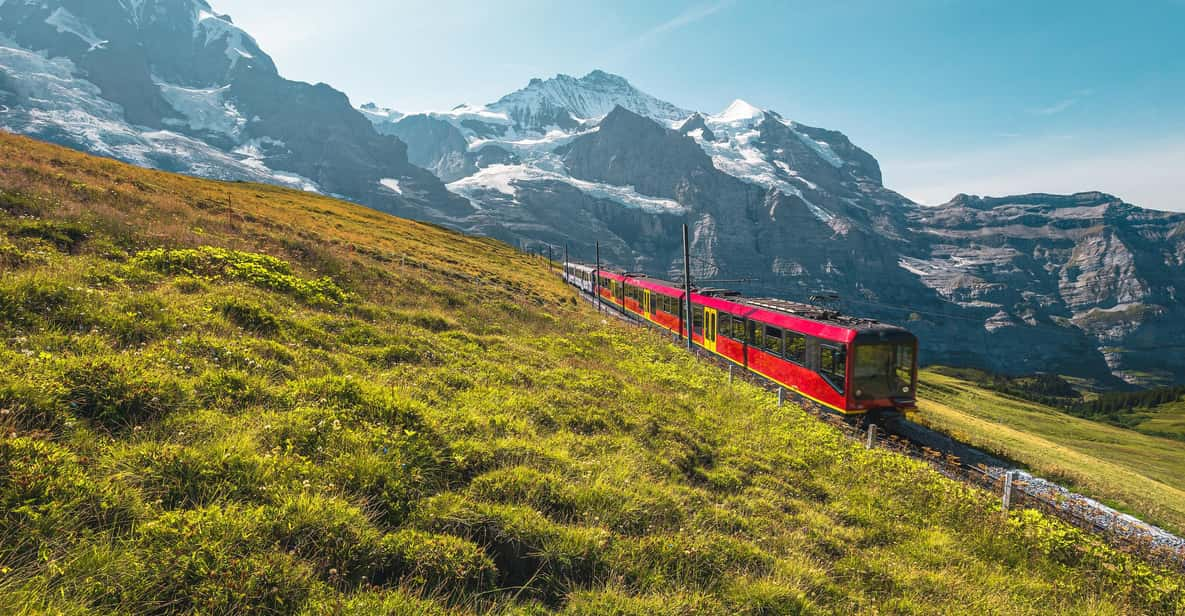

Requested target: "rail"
[{"left": 576, "top": 283, "right": 1185, "bottom": 573}]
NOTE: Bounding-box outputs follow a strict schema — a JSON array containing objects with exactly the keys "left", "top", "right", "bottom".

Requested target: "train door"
[
  {"left": 704, "top": 307, "right": 718, "bottom": 353},
  {"left": 643, "top": 290, "right": 652, "bottom": 320}
]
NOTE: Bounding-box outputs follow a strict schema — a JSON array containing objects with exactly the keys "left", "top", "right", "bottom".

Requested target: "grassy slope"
[
  {"left": 1128, "top": 400, "right": 1185, "bottom": 442},
  {"left": 0, "top": 132, "right": 1181, "bottom": 615},
  {"left": 918, "top": 369, "right": 1185, "bottom": 537}
]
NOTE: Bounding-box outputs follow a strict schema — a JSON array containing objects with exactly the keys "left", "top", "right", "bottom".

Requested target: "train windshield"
[{"left": 852, "top": 343, "right": 915, "bottom": 400}]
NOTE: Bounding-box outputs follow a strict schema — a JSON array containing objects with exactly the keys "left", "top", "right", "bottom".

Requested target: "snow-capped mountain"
[
  {"left": 486, "top": 69, "right": 691, "bottom": 133},
  {"left": 0, "top": 0, "right": 468, "bottom": 217},
  {"left": 360, "top": 73, "right": 1185, "bottom": 386},
  {"left": 2, "top": 2, "right": 1182, "bottom": 385}
]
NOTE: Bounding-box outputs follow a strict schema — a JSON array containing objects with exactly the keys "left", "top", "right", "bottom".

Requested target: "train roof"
[{"left": 579, "top": 266, "right": 914, "bottom": 341}]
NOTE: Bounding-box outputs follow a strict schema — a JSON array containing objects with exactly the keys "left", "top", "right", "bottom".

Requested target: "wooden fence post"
[
  {"left": 1002, "top": 470, "right": 1015, "bottom": 512},
  {"left": 777, "top": 388, "right": 784, "bottom": 407},
  {"left": 866, "top": 423, "right": 877, "bottom": 449},
  {"left": 728, "top": 365, "right": 734, "bottom": 384}
]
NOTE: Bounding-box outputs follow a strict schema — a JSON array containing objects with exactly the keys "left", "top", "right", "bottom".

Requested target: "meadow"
[
  {"left": 0, "top": 132, "right": 1182, "bottom": 614},
  {"left": 917, "top": 368, "right": 1185, "bottom": 538}
]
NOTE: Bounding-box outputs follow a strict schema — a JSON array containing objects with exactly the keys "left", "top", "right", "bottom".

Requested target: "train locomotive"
[{"left": 562, "top": 262, "right": 919, "bottom": 418}]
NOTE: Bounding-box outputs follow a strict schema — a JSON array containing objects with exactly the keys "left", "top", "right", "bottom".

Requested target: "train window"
[
  {"left": 785, "top": 333, "right": 806, "bottom": 365},
  {"left": 763, "top": 325, "right": 783, "bottom": 356},
  {"left": 732, "top": 317, "right": 747, "bottom": 342},
  {"left": 820, "top": 345, "right": 846, "bottom": 394},
  {"left": 748, "top": 319, "right": 762, "bottom": 347},
  {"left": 650, "top": 293, "right": 657, "bottom": 315},
  {"left": 693, "top": 305, "right": 704, "bottom": 335},
  {"left": 718, "top": 313, "right": 732, "bottom": 338}
]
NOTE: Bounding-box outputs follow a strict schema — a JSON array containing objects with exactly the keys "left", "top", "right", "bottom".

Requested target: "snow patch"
[
  {"left": 688, "top": 122, "right": 834, "bottom": 223},
  {"left": 447, "top": 164, "right": 685, "bottom": 214},
  {"left": 379, "top": 178, "right": 403, "bottom": 195},
  {"left": 791, "top": 127, "right": 844, "bottom": 168},
  {"left": 156, "top": 80, "right": 245, "bottom": 137},
  {"left": 0, "top": 39, "right": 318, "bottom": 195},
  {"left": 486, "top": 70, "right": 691, "bottom": 129},
  {"left": 711, "top": 99, "right": 764, "bottom": 124},
  {"left": 45, "top": 7, "right": 107, "bottom": 51},
  {"left": 195, "top": 9, "right": 258, "bottom": 67}
]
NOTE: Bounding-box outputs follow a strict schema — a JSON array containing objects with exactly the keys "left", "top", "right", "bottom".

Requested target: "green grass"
[
  {"left": 1130, "top": 399, "right": 1185, "bottom": 441},
  {"left": 0, "top": 132, "right": 1182, "bottom": 614},
  {"left": 918, "top": 368, "right": 1185, "bottom": 537}
]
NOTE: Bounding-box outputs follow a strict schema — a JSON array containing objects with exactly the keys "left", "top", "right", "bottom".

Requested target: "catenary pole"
[
  {"left": 682, "top": 224, "right": 693, "bottom": 350},
  {"left": 595, "top": 241, "right": 601, "bottom": 311}
]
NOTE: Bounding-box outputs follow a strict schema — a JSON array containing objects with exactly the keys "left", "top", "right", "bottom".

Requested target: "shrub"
[
  {"left": 217, "top": 298, "right": 281, "bottom": 336},
  {"left": 132, "top": 247, "right": 349, "bottom": 306},
  {"left": 60, "top": 358, "right": 188, "bottom": 432}
]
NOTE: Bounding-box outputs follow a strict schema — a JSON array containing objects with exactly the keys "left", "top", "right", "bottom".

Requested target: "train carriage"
[
  {"left": 564, "top": 263, "right": 918, "bottom": 417},
  {"left": 562, "top": 262, "right": 597, "bottom": 295}
]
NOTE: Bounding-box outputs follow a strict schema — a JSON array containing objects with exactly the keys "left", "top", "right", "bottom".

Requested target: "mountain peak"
[
  {"left": 487, "top": 70, "right": 691, "bottom": 130},
  {"left": 581, "top": 69, "right": 628, "bottom": 84},
  {"left": 713, "top": 99, "right": 766, "bottom": 123}
]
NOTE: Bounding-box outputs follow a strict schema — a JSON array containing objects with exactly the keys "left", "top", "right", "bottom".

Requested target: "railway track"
[{"left": 579, "top": 288, "right": 1185, "bottom": 571}]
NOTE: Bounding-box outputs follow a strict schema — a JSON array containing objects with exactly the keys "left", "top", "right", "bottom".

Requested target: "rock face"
[
  {"left": 0, "top": 0, "right": 469, "bottom": 218},
  {"left": 361, "top": 70, "right": 1185, "bottom": 386},
  {"left": 2, "top": 4, "right": 1180, "bottom": 386}
]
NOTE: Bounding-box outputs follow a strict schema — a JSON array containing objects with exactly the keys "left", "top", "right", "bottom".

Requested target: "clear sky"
[{"left": 212, "top": 0, "right": 1185, "bottom": 211}]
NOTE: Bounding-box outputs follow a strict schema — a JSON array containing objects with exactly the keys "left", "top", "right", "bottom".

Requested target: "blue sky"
[{"left": 213, "top": 0, "right": 1185, "bottom": 211}]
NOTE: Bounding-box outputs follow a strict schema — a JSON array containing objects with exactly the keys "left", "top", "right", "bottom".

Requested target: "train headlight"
[
  {"left": 855, "top": 389, "right": 863, "bottom": 397},
  {"left": 902, "top": 386, "right": 910, "bottom": 393}
]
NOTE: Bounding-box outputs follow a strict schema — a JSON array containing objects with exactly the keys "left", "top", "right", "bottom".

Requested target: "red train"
[{"left": 563, "top": 263, "right": 918, "bottom": 417}]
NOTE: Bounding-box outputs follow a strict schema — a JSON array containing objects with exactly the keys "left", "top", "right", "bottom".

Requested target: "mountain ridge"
[{"left": 2, "top": 1, "right": 1182, "bottom": 386}]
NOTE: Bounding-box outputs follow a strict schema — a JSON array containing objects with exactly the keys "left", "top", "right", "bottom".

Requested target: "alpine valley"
[{"left": 3, "top": 0, "right": 1183, "bottom": 387}]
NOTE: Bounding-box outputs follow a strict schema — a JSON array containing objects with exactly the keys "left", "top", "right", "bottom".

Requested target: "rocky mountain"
[
  {"left": 0, "top": 0, "right": 470, "bottom": 219},
  {"left": 361, "top": 73, "right": 1185, "bottom": 387},
  {"left": 2, "top": 2, "right": 1181, "bottom": 386}
]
